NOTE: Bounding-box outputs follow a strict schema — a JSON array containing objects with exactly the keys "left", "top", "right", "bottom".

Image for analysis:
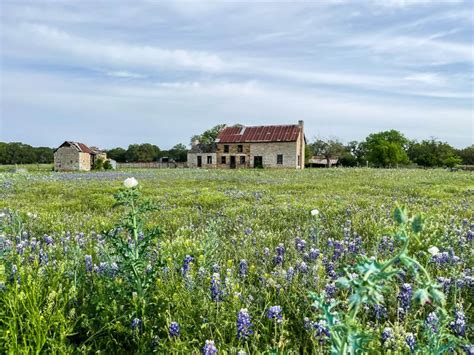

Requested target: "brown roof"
[
  {"left": 55, "top": 141, "right": 93, "bottom": 154},
  {"left": 217, "top": 124, "right": 302, "bottom": 143}
]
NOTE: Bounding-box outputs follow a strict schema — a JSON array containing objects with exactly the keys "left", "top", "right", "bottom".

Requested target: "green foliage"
[
  {"left": 103, "top": 160, "right": 113, "bottom": 170},
  {"left": 106, "top": 147, "right": 127, "bottom": 162},
  {"left": 125, "top": 143, "right": 161, "bottom": 162},
  {"left": 92, "top": 157, "right": 105, "bottom": 170},
  {"left": 0, "top": 169, "right": 471, "bottom": 353},
  {"left": 309, "top": 206, "right": 460, "bottom": 354},
  {"left": 0, "top": 142, "right": 54, "bottom": 164},
  {"left": 408, "top": 139, "right": 461, "bottom": 168},
  {"left": 362, "top": 130, "right": 410, "bottom": 167},
  {"left": 455, "top": 145, "right": 474, "bottom": 165},
  {"left": 190, "top": 124, "right": 225, "bottom": 152}
]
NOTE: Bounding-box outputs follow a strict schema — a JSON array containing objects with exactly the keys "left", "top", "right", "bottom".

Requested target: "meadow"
[{"left": 0, "top": 168, "right": 472, "bottom": 354}]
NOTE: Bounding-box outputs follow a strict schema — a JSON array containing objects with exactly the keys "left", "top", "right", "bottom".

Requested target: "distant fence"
[{"left": 117, "top": 162, "right": 187, "bottom": 169}]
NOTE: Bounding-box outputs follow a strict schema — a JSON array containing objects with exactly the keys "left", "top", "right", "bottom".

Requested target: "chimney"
[{"left": 298, "top": 120, "right": 305, "bottom": 170}]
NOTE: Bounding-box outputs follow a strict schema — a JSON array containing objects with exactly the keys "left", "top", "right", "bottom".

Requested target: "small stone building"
[
  {"left": 188, "top": 121, "right": 306, "bottom": 169},
  {"left": 54, "top": 141, "right": 107, "bottom": 171}
]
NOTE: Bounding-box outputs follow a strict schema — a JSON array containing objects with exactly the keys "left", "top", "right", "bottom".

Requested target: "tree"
[
  {"left": 310, "top": 138, "right": 345, "bottom": 167},
  {"left": 107, "top": 147, "right": 127, "bottom": 162},
  {"left": 190, "top": 124, "right": 226, "bottom": 152},
  {"left": 125, "top": 144, "right": 160, "bottom": 162},
  {"left": 363, "top": 130, "right": 410, "bottom": 167},
  {"left": 407, "top": 139, "right": 460, "bottom": 167},
  {"left": 168, "top": 143, "right": 188, "bottom": 162},
  {"left": 456, "top": 145, "right": 474, "bottom": 165}
]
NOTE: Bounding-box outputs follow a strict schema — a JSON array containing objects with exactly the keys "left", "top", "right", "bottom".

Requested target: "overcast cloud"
[{"left": 0, "top": 0, "right": 472, "bottom": 148}]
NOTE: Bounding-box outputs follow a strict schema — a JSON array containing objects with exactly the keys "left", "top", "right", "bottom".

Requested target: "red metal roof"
[
  {"left": 217, "top": 125, "right": 301, "bottom": 143},
  {"left": 55, "top": 141, "right": 93, "bottom": 154}
]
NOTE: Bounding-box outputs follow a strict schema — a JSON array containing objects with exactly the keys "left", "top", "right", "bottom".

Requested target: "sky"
[{"left": 0, "top": 0, "right": 472, "bottom": 149}]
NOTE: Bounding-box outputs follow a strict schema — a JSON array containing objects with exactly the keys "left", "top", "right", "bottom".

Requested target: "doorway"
[
  {"left": 197, "top": 156, "right": 202, "bottom": 168},
  {"left": 230, "top": 156, "right": 236, "bottom": 169},
  {"left": 254, "top": 156, "right": 263, "bottom": 168}
]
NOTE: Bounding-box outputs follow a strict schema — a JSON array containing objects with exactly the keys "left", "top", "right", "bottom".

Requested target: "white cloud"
[{"left": 106, "top": 71, "right": 147, "bottom": 79}]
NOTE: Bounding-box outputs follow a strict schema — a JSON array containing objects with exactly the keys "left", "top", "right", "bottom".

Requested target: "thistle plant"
[
  {"left": 309, "top": 206, "right": 449, "bottom": 354},
  {"left": 105, "top": 178, "right": 160, "bottom": 303}
]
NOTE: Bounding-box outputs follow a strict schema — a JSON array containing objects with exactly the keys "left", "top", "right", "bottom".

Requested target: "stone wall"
[
  {"left": 216, "top": 143, "right": 250, "bottom": 168},
  {"left": 187, "top": 152, "right": 217, "bottom": 168},
  {"left": 54, "top": 146, "right": 91, "bottom": 171},
  {"left": 249, "top": 141, "right": 299, "bottom": 168}
]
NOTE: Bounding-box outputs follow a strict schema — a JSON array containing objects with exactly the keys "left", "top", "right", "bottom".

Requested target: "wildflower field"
[{"left": 0, "top": 168, "right": 472, "bottom": 353}]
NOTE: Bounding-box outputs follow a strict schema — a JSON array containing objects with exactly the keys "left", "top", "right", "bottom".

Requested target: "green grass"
[{"left": 0, "top": 168, "right": 472, "bottom": 353}]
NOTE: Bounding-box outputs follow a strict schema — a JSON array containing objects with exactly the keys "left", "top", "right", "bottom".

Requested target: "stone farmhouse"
[
  {"left": 54, "top": 141, "right": 107, "bottom": 171},
  {"left": 188, "top": 121, "right": 306, "bottom": 169}
]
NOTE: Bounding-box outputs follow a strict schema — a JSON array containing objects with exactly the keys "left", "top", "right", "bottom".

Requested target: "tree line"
[
  {"left": 308, "top": 129, "right": 473, "bottom": 168},
  {"left": 0, "top": 129, "right": 472, "bottom": 167}
]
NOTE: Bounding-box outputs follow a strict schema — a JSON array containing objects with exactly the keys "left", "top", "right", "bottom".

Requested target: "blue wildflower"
[
  {"left": 425, "top": 312, "right": 439, "bottom": 333},
  {"left": 237, "top": 308, "right": 253, "bottom": 340},
  {"left": 202, "top": 340, "right": 217, "bottom": 355},
  {"left": 397, "top": 283, "right": 412, "bottom": 316},
  {"left": 450, "top": 307, "right": 466, "bottom": 337},
  {"left": 85, "top": 255, "right": 93, "bottom": 273},
  {"left": 406, "top": 333, "right": 416, "bottom": 352},
  {"left": 381, "top": 327, "right": 393, "bottom": 345},
  {"left": 169, "top": 321, "right": 180, "bottom": 337},
  {"left": 131, "top": 318, "right": 141, "bottom": 330},
  {"left": 239, "top": 260, "right": 248, "bottom": 278},
  {"left": 182, "top": 255, "right": 193, "bottom": 275},
  {"left": 267, "top": 305, "right": 282, "bottom": 323},
  {"left": 210, "top": 273, "right": 222, "bottom": 302}
]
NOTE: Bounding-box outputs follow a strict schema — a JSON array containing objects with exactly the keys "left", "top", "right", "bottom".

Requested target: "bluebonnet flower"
[
  {"left": 298, "top": 261, "right": 308, "bottom": 274},
  {"left": 182, "top": 255, "right": 193, "bottom": 275},
  {"left": 210, "top": 273, "right": 222, "bottom": 301},
  {"left": 85, "top": 255, "right": 93, "bottom": 273},
  {"left": 437, "top": 277, "right": 452, "bottom": 293},
  {"left": 39, "top": 248, "right": 48, "bottom": 265},
  {"left": 381, "top": 327, "right": 393, "bottom": 345},
  {"left": 169, "top": 321, "right": 180, "bottom": 337},
  {"left": 425, "top": 312, "right": 439, "bottom": 333},
  {"left": 276, "top": 244, "right": 285, "bottom": 257},
  {"left": 273, "top": 255, "right": 283, "bottom": 266},
  {"left": 286, "top": 267, "right": 295, "bottom": 282},
  {"left": 322, "top": 257, "right": 337, "bottom": 279},
  {"left": 313, "top": 319, "right": 330, "bottom": 341},
  {"left": 131, "top": 318, "right": 141, "bottom": 330},
  {"left": 373, "top": 304, "right": 387, "bottom": 321},
  {"left": 44, "top": 234, "right": 54, "bottom": 245},
  {"left": 397, "top": 283, "right": 412, "bottom": 315},
  {"left": 325, "top": 283, "right": 336, "bottom": 298},
  {"left": 267, "top": 305, "right": 282, "bottom": 323},
  {"left": 236, "top": 308, "right": 253, "bottom": 340},
  {"left": 405, "top": 333, "right": 416, "bottom": 352},
  {"left": 244, "top": 228, "right": 252, "bottom": 235},
  {"left": 295, "top": 237, "right": 306, "bottom": 252},
  {"left": 450, "top": 307, "right": 466, "bottom": 337},
  {"left": 263, "top": 247, "right": 270, "bottom": 257},
  {"left": 212, "top": 264, "right": 220, "bottom": 273},
  {"left": 202, "top": 340, "right": 217, "bottom": 355},
  {"left": 331, "top": 241, "right": 344, "bottom": 261},
  {"left": 239, "top": 260, "right": 248, "bottom": 278}
]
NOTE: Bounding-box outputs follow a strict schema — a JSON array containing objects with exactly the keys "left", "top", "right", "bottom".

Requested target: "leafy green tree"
[
  {"left": 190, "top": 124, "right": 225, "bottom": 152},
  {"left": 407, "top": 139, "right": 460, "bottom": 167},
  {"left": 107, "top": 147, "right": 127, "bottom": 162},
  {"left": 456, "top": 145, "right": 474, "bottom": 165},
  {"left": 92, "top": 157, "right": 105, "bottom": 170},
  {"left": 168, "top": 143, "right": 188, "bottom": 162},
  {"left": 125, "top": 144, "right": 160, "bottom": 162},
  {"left": 363, "top": 130, "right": 410, "bottom": 167}
]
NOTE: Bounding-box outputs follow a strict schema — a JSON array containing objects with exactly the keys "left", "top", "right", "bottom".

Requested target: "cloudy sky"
[{"left": 1, "top": 0, "right": 472, "bottom": 149}]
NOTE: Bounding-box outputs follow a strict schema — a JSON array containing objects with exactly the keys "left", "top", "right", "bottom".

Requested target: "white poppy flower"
[
  {"left": 124, "top": 177, "right": 138, "bottom": 188},
  {"left": 311, "top": 209, "right": 320, "bottom": 216},
  {"left": 427, "top": 246, "right": 439, "bottom": 256}
]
